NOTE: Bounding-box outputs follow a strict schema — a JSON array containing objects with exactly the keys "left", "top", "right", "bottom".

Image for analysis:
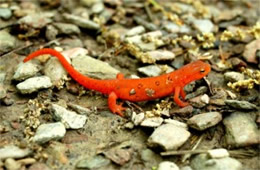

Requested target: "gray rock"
[
  {"left": 164, "top": 119, "right": 188, "bottom": 130},
  {"left": 0, "top": 30, "right": 16, "bottom": 55},
  {"left": 140, "top": 117, "right": 164, "bottom": 127},
  {"left": 16, "top": 76, "right": 52, "bottom": 94},
  {"left": 187, "top": 112, "right": 222, "bottom": 131},
  {"left": 138, "top": 65, "right": 174, "bottom": 77},
  {"left": 141, "top": 149, "right": 162, "bottom": 163},
  {"left": 4, "top": 158, "right": 21, "bottom": 170},
  {"left": 191, "top": 154, "right": 242, "bottom": 170},
  {"left": 0, "top": 145, "right": 32, "bottom": 160},
  {"left": 76, "top": 155, "right": 110, "bottom": 169},
  {"left": 68, "top": 103, "right": 92, "bottom": 115},
  {"left": 91, "top": 2, "right": 104, "bottom": 14},
  {"left": 33, "top": 122, "right": 66, "bottom": 144},
  {"left": 13, "top": 62, "right": 41, "bottom": 81},
  {"left": 51, "top": 104, "right": 87, "bottom": 129},
  {"left": 224, "top": 72, "right": 244, "bottom": 82},
  {"left": 18, "top": 12, "right": 54, "bottom": 29},
  {"left": 131, "top": 112, "right": 145, "bottom": 126},
  {"left": 147, "top": 50, "right": 175, "bottom": 61},
  {"left": 193, "top": 19, "right": 214, "bottom": 33},
  {"left": 125, "top": 26, "right": 145, "bottom": 37},
  {"left": 147, "top": 124, "right": 190, "bottom": 150},
  {"left": 243, "top": 39, "right": 260, "bottom": 64},
  {"left": 53, "top": 23, "right": 80, "bottom": 35},
  {"left": 72, "top": 54, "right": 119, "bottom": 79},
  {"left": 63, "top": 13, "right": 100, "bottom": 30},
  {"left": 223, "top": 112, "right": 259, "bottom": 147},
  {"left": 0, "top": 8, "right": 12, "bottom": 19},
  {"left": 225, "top": 100, "right": 257, "bottom": 110},
  {"left": 189, "top": 94, "right": 210, "bottom": 108},
  {"left": 45, "top": 25, "right": 59, "bottom": 40},
  {"left": 158, "top": 161, "right": 180, "bottom": 170},
  {"left": 164, "top": 22, "right": 191, "bottom": 34},
  {"left": 0, "top": 83, "right": 6, "bottom": 99}
]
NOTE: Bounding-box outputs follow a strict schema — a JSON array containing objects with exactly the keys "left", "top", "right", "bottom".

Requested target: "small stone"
[
  {"left": 91, "top": 2, "right": 104, "bottom": 14},
  {"left": 185, "top": 86, "right": 208, "bottom": 100},
  {"left": 0, "top": 84, "right": 6, "bottom": 99},
  {"left": 147, "top": 50, "right": 175, "bottom": 61},
  {"left": 193, "top": 19, "right": 214, "bottom": 33},
  {"left": 72, "top": 54, "right": 119, "bottom": 79},
  {"left": 191, "top": 154, "right": 242, "bottom": 170},
  {"left": 124, "top": 122, "right": 135, "bottom": 129},
  {"left": 189, "top": 94, "right": 209, "bottom": 108},
  {"left": 138, "top": 65, "right": 174, "bottom": 77},
  {"left": 0, "top": 145, "right": 32, "bottom": 160},
  {"left": 17, "top": 158, "right": 36, "bottom": 165},
  {"left": 125, "top": 26, "right": 145, "bottom": 37},
  {"left": 147, "top": 124, "right": 190, "bottom": 150},
  {"left": 103, "top": 147, "right": 133, "bottom": 165},
  {"left": 134, "top": 16, "right": 157, "bottom": 31},
  {"left": 13, "top": 62, "right": 41, "bottom": 81},
  {"left": 131, "top": 112, "right": 145, "bottom": 126},
  {"left": 45, "top": 25, "right": 59, "bottom": 40},
  {"left": 0, "top": 30, "right": 16, "bottom": 55},
  {"left": 76, "top": 155, "right": 110, "bottom": 169},
  {"left": 18, "top": 12, "right": 54, "bottom": 29},
  {"left": 63, "top": 13, "right": 100, "bottom": 30},
  {"left": 4, "top": 158, "right": 21, "bottom": 170},
  {"left": 33, "top": 122, "right": 66, "bottom": 144},
  {"left": 164, "top": 119, "right": 188, "bottom": 130},
  {"left": 68, "top": 103, "right": 92, "bottom": 115},
  {"left": 0, "top": 8, "right": 12, "bottom": 19},
  {"left": 243, "top": 39, "right": 260, "bottom": 64},
  {"left": 51, "top": 104, "right": 87, "bottom": 129},
  {"left": 16, "top": 76, "right": 52, "bottom": 94},
  {"left": 170, "top": 105, "right": 193, "bottom": 116},
  {"left": 53, "top": 23, "right": 80, "bottom": 35},
  {"left": 224, "top": 72, "right": 244, "bottom": 82},
  {"left": 158, "top": 161, "right": 180, "bottom": 170},
  {"left": 225, "top": 100, "right": 257, "bottom": 110},
  {"left": 141, "top": 149, "right": 162, "bottom": 163},
  {"left": 140, "top": 117, "right": 164, "bottom": 127},
  {"left": 223, "top": 112, "right": 259, "bottom": 147},
  {"left": 208, "top": 148, "right": 229, "bottom": 159},
  {"left": 187, "top": 112, "right": 222, "bottom": 131}
]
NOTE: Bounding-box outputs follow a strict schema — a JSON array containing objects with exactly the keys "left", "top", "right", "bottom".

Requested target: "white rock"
[
  {"left": 208, "top": 148, "right": 230, "bottom": 159},
  {"left": 224, "top": 72, "right": 244, "bottom": 82},
  {"left": 147, "top": 50, "right": 175, "bottom": 61},
  {"left": 141, "top": 117, "right": 164, "bottom": 127},
  {"left": 193, "top": 19, "right": 214, "bottom": 33},
  {"left": 148, "top": 124, "right": 190, "bottom": 150},
  {"left": 164, "top": 119, "right": 188, "bottom": 130},
  {"left": 4, "top": 158, "right": 21, "bottom": 170},
  {"left": 131, "top": 112, "right": 145, "bottom": 126},
  {"left": 138, "top": 65, "right": 174, "bottom": 77},
  {"left": 16, "top": 76, "right": 52, "bottom": 94},
  {"left": 125, "top": 26, "right": 145, "bottom": 37},
  {"left": 33, "top": 122, "right": 66, "bottom": 144},
  {"left": 91, "top": 2, "right": 104, "bottom": 14},
  {"left": 158, "top": 161, "right": 179, "bottom": 170},
  {"left": 13, "top": 62, "right": 41, "bottom": 81},
  {"left": 0, "top": 145, "right": 32, "bottom": 160},
  {"left": 51, "top": 104, "right": 87, "bottom": 129}
]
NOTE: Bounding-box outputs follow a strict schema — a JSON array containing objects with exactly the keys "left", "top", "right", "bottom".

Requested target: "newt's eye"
[{"left": 200, "top": 68, "right": 205, "bottom": 73}]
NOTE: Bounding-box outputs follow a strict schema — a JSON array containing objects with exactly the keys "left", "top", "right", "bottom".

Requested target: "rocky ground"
[{"left": 0, "top": 0, "right": 259, "bottom": 170}]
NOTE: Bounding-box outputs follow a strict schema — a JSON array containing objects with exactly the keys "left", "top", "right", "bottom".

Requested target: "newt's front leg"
[
  {"left": 174, "top": 86, "right": 189, "bottom": 107},
  {"left": 108, "top": 92, "right": 126, "bottom": 117}
]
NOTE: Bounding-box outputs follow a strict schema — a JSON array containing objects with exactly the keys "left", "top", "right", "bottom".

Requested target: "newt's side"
[{"left": 23, "top": 48, "right": 211, "bottom": 116}]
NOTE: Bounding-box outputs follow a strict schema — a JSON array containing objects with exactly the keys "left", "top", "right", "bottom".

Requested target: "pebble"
[
  {"left": 13, "top": 62, "right": 41, "bottom": 81},
  {"left": 223, "top": 111, "right": 259, "bottom": 147},
  {"left": 4, "top": 158, "right": 22, "bottom": 170},
  {"left": 193, "top": 19, "right": 214, "bottom": 33},
  {"left": 164, "top": 23, "right": 191, "bottom": 34},
  {"left": 208, "top": 148, "right": 229, "bottom": 159},
  {"left": 0, "top": 30, "right": 16, "bottom": 55},
  {"left": 76, "top": 155, "right": 110, "bottom": 169},
  {"left": 225, "top": 100, "right": 257, "bottom": 110},
  {"left": 224, "top": 71, "right": 244, "bottom": 82},
  {"left": 191, "top": 154, "right": 242, "bottom": 170},
  {"left": 0, "top": 8, "right": 12, "bottom": 19},
  {"left": 33, "top": 122, "right": 66, "bottom": 144},
  {"left": 133, "top": 16, "right": 157, "bottom": 31},
  {"left": 125, "top": 26, "right": 145, "bottom": 37},
  {"left": 67, "top": 103, "right": 92, "bottom": 115},
  {"left": 187, "top": 112, "right": 222, "bottom": 131},
  {"left": 16, "top": 76, "right": 52, "bottom": 94},
  {"left": 243, "top": 39, "right": 260, "bottom": 64},
  {"left": 147, "top": 124, "right": 190, "bottom": 150},
  {"left": 103, "top": 147, "right": 133, "bottom": 165},
  {"left": 138, "top": 65, "right": 174, "bottom": 77},
  {"left": 141, "top": 149, "right": 162, "bottom": 163},
  {"left": 51, "top": 104, "right": 87, "bottom": 129},
  {"left": 72, "top": 54, "right": 119, "bottom": 79},
  {"left": 131, "top": 112, "right": 145, "bottom": 126},
  {"left": 189, "top": 94, "right": 210, "bottom": 108},
  {"left": 147, "top": 50, "right": 175, "bottom": 61},
  {"left": 91, "top": 2, "right": 105, "bottom": 14},
  {"left": 170, "top": 105, "right": 193, "bottom": 116},
  {"left": 63, "top": 13, "right": 100, "bottom": 30},
  {"left": 164, "top": 119, "right": 188, "bottom": 130},
  {"left": 45, "top": 24, "right": 59, "bottom": 40},
  {"left": 0, "top": 145, "right": 32, "bottom": 160},
  {"left": 18, "top": 12, "right": 54, "bottom": 29},
  {"left": 185, "top": 86, "right": 208, "bottom": 100},
  {"left": 140, "top": 117, "right": 164, "bottom": 127},
  {"left": 158, "top": 161, "right": 180, "bottom": 170},
  {"left": 17, "top": 158, "right": 36, "bottom": 165},
  {"left": 53, "top": 23, "right": 80, "bottom": 35}
]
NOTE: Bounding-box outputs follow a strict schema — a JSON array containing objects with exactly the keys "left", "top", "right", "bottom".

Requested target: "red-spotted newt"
[{"left": 23, "top": 48, "right": 211, "bottom": 116}]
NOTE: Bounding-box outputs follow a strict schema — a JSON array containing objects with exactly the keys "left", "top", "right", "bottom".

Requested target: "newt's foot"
[{"left": 112, "top": 103, "right": 126, "bottom": 117}]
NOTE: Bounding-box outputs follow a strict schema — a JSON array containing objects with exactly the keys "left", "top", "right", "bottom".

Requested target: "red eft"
[{"left": 23, "top": 48, "right": 211, "bottom": 117}]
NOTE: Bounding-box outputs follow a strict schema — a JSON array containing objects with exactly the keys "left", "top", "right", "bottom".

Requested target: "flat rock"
[
  {"left": 193, "top": 19, "right": 214, "bottom": 33},
  {"left": 18, "top": 12, "right": 54, "bottom": 29},
  {"left": 0, "top": 145, "right": 32, "bottom": 160},
  {"left": 51, "top": 104, "right": 87, "bottom": 129},
  {"left": 191, "top": 154, "right": 242, "bottom": 170},
  {"left": 16, "top": 76, "right": 52, "bottom": 94},
  {"left": 140, "top": 117, "right": 164, "bottom": 127},
  {"left": 125, "top": 26, "right": 145, "bottom": 37},
  {"left": 72, "top": 54, "right": 119, "bottom": 79},
  {"left": 33, "top": 122, "right": 66, "bottom": 144},
  {"left": 187, "top": 112, "right": 222, "bottom": 131},
  {"left": 147, "top": 124, "right": 190, "bottom": 150},
  {"left": 13, "top": 62, "right": 41, "bottom": 81},
  {"left": 243, "top": 39, "right": 260, "bottom": 64},
  {"left": 138, "top": 65, "right": 174, "bottom": 77},
  {"left": 0, "top": 8, "right": 12, "bottom": 19},
  {"left": 91, "top": 2, "right": 105, "bottom": 14},
  {"left": 131, "top": 112, "right": 145, "bottom": 126},
  {"left": 0, "top": 30, "right": 16, "bottom": 55},
  {"left": 147, "top": 50, "right": 175, "bottom": 61},
  {"left": 225, "top": 100, "right": 257, "bottom": 110},
  {"left": 223, "top": 112, "right": 259, "bottom": 147},
  {"left": 76, "top": 155, "right": 110, "bottom": 169},
  {"left": 224, "top": 72, "right": 244, "bottom": 82},
  {"left": 53, "top": 23, "right": 80, "bottom": 35},
  {"left": 158, "top": 161, "right": 179, "bottom": 170},
  {"left": 164, "top": 119, "right": 188, "bottom": 130}
]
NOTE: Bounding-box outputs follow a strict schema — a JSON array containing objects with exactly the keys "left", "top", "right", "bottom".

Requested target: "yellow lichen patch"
[
  {"left": 197, "top": 33, "right": 216, "bottom": 48},
  {"left": 220, "top": 30, "right": 234, "bottom": 42},
  {"left": 145, "top": 100, "right": 172, "bottom": 117},
  {"left": 248, "top": 22, "right": 260, "bottom": 39}
]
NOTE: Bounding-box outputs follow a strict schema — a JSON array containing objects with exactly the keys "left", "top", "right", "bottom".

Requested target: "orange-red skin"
[{"left": 23, "top": 48, "right": 211, "bottom": 116}]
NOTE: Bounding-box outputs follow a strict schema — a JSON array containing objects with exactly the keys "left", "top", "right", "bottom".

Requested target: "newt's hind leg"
[
  {"left": 174, "top": 86, "right": 189, "bottom": 107},
  {"left": 108, "top": 92, "right": 126, "bottom": 117},
  {"left": 116, "top": 73, "right": 124, "bottom": 79}
]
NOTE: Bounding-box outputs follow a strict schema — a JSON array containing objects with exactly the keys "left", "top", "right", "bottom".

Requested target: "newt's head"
[{"left": 181, "top": 60, "right": 211, "bottom": 84}]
